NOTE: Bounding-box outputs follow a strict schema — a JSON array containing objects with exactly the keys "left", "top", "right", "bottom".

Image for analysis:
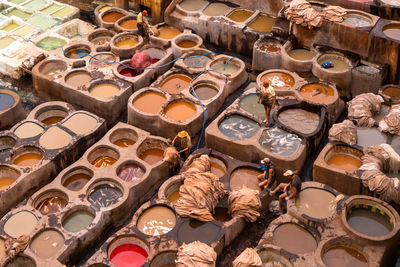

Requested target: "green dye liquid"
[
  {"left": 37, "top": 37, "right": 66, "bottom": 51},
  {"left": 51, "top": 6, "right": 75, "bottom": 18},
  {"left": 3, "top": 9, "right": 30, "bottom": 19},
  {"left": 26, "top": 13, "right": 58, "bottom": 30},
  {"left": 0, "top": 37, "right": 15, "bottom": 50},
  {"left": 23, "top": 0, "right": 47, "bottom": 12},
  {"left": 8, "top": 0, "right": 26, "bottom": 4},
  {"left": 41, "top": 3, "right": 61, "bottom": 14}
]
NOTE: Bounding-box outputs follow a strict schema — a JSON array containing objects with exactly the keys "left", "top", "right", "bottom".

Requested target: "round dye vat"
[
  {"left": 168, "top": 189, "right": 180, "bottom": 202},
  {"left": 62, "top": 113, "right": 97, "bottom": 135},
  {"left": 0, "top": 177, "right": 15, "bottom": 190},
  {"left": 120, "top": 19, "right": 137, "bottom": 29},
  {"left": 318, "top": 56, "right": 350, "bottom": 72},
  {"left": 260, "top": 42, "right": 282, "bottom": 53},
  {"left": 37, "top": 196, "right": 67, "bottom": 215},
  {"left": 356, "top": 127, "right": 389, "bottom": 147},
  {"left": 114, "top": 138, "right": 135, "bottom": 147},
  {"left": 30, "top": 230, "right": 64, "bottom": 259},
  {"left": 42, "top": 116, "right": 64, "bottom": 125},
  {"left": 327, "top": 153, "right": 362, "bottom": 172},
  {"left": 39, "top": 127, "right": 72, "bottom": 150},
  {"left": 90, "top": 54, "right": 117, "bottom": 68},
  {"left": 192, "top": 83, "right": 218, "bottom": 100},
  {"left": 119, "top": 67, "right": 138, "bottom": 77},
  {"left": 211, "top": 62, "right": 239, "bottom": 76},
  {"left": 99, "top": 6, "right": 112, "bottom": 12},
  {"left": 177, "top": 40, "right": 197, "bottom": 48},
  {"left": 227, "top": 9, "right": 254, "bottom": 23},
  {"left": 219, "top": 115, "right": 260, "bottom": 140},
  {"left": 165, "top": 102, "right": 197, "bottom": 121},
  {"left": 391, "top": 135, "right": 400, "bottom": 155},
  {"left": 44, "top": 68, "right": 65, "bottom": 79},
  {"left": 323, "top": 245, "right": 368, "bottom": 267},
  {"left": 374, "top": 104, "right": 391, "bottom": 122},
  {"left": 102, "top": 12, "right": 124, "bottom": 23},
  {"left": 203, "top": 2, "right": 231, "bottom": 16},
  {"left": 158, "top": 26, "right": 181, "bottom": 39},
  {"left": 179, "top": 0, "right": 208, "bottom": 11},
  {"left": 259, "top": 127, "right": 302, "bottom": 157},
  {"left": 14, "top": 121, "right": 44, "bottom": 139},
  {"left": 0, "top": 239, "right": 5, "bottom": 260},
  {"left": 65, "top": 71, "right": 92, "bottom": 87},
  {"left": 383, "top": 24, "right": 400, "bottom": 41},
  {"left": 273, "top": 223, "right": 317, "bottom": 254},
  {"left": 213, "top": 207, "right": 231, "bottom": 222},
  {"left": 295, "top": 188, "right": 336, "bottom": 219},
  {"left": 137, "top": 206, "right": 176, "bottom": 236},
  {"left": 300, "top": 83, "right": 335, "bottom": 104},
  {"left": 262, "top": 72, "right": 295, "bottom": 90},
  {"left": 91, "top": 36, "right": 111, "bottom": 45},
  {"left": 210, "top": 157, "right": 226, "bottom": 178},
  {"left": 383, "top": 86, "right": 400, "bottom": 101},
  {"left": 4, "top": 211, "right": 37, "bottom": 238},
  {"left": 63, "top": 210, "right": 94, "bottom": 233},
  {"left": 346, "top": 206, "right": 393, "bottom": 237},
  {"left": 133, "top": 92, "right": 166, "bottom": 114},
  {"left": 139, "top": 149, "right": 164, "bottom": 165},
  {"left": 90, "top": 83, "right": 120, "bottom": 98},
  {"left": 278, "top": 109, "right": 320, "bottom": 134},
  {"left": 239, "top": 93, "right": 266, "bottom": 120},
  {"left": 118, "top": 164, "right": 145, "bottom": 182},
  {"left": 183, "top": 55, "right": 211, "bottom": 69},
  {"left": 115, "top": 39, "right": 138, "bottom": 48},
  {"left": 88, "top": 184, "right": 122, "bottom": 208},
  {"left": 0, "top": 93, "right": 14, "bottom": 110},
  {"left": 110, "top": 244, "right": 148, "bottom": 267},
  {"left": 92, "top": 156, "right": 117, "bottom": 168},
  {"left": 13, "top": 152, "right": 42, "bottom": 167},
  {"left": 343, "top": 13, "right": 372, "bottom": 27},
  {"left": 248, "top": 14, "right": 276, "bottom": 32},
  {"left": 63, "top": 173, "right": 91, "bottom": 191},
  {"left": 160, "top": 74, "right": 191, "bottom": 94},
  {"left": 287, "top": 49, "right": 315, "bottom": 61},
  {"left": 37, "top": 37, "right": 67, "bottom": 51},
  {"left": 178, "top": 219, "right": 222, "bottom": 245},
  {"left": 66, "top": 48, "right": 89, "bottom": 59},
  {"left": 230, "top": 167, "right": 262, "bottom": 192},
  {"left": 5, "top": 256, "right": 35, "bottom": 267}
]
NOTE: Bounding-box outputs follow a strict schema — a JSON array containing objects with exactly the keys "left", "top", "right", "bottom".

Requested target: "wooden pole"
[{"left": 115, "top": 0, "right": 129, "bottom": 10}]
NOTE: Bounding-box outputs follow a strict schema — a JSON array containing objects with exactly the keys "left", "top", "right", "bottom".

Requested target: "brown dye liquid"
[
  {"left": 193, "top": 85, "right": 218, "bottom": 100},
  {"left": 4, "top": 211, "right": 37, "bottom": 238},
  {"left": 102, "top": 12, "right": 124, "bottom": 23},
  {"left": 14, "top": 121, "right": 44, "bottom": 139},
  {"left": 347, "top": 208, "right": 393, "bottom": 237},
  {"left": 113, "top": 138, "right": 135, "bottom": 147},
  {"left": 90, "top": 83, "right": 119, "bottom": 98},
  {"left": 203, "top": 2, "right": 231, "bottom": 16},
  {"left": 295, "top": 188, "right": 336, "bottom": 219},
  {"left": 178, "top": 220, "right": 222, "bottom": 245},
  {"left": 159, "top": 264, "right": 176, "bottom": 267},
  {"left": 115, "top": 39, "right": 138, "bottom": 48},
  {"left": 62, "top": 113, "right": 97, "bottom": 135},
  {"left": 39, "top": 127, "right": 72, "bottom": 150},
  {"left": 160, "top": 74, "right": 191, "bottom": 94},
  {"left": 248, "top": 14, "right": 276, "bottom": 32},
  {"left": 140, "top": 149, "right": 164, "bottom": 165},
  {"left": 65, "top": 72, "right": 92, "bottom": 87},
  {"left": 300, "top": 83, "right": 335, "bottom": 104},
  {"left": 327, "top": 153, "right": 362, "bottom": 172},
  {"left": 168, "top": 190, "right": 181, "bottom": 202},
  {"left": 210, "top": 162, "right": 226, "bottom": 178},
  {"left": 384, "top": 87, "right": 400, "bottom": 99},
  {"left": 383, "top": 25, "right": 400, "bottom": 41},
  {"left": 165, "top": 102, "right": 196, "bottom": 121},
  {"left": 213, "top": 207, "right": 231, "bottom": 222},
  {"left": 13, "top": 153, "right": 42, "bottom": 166},
  {"left": 318, "top": 57, "right": 349, "bottom": 71},
  {"left": 158, "top": 26, "right": 181, "bottom": 39},
  {"left": 30, "top": 230, "right": 64, "bottom": 259},
  {"left": 261, "top": 72, "right": 295, "bottom": 90},
  {"left": 323, "top": 245, "right": 368, "bottom": 267},
  {"left": 260, "top": 43, "right": 281, "bottom": 52},
  {"left": 0, "top": 177, "right": 15, "bottom": 189},
  {"left": 92, "top": 156, "right": 117, "bottom": 168},
  {"left": 91, "top": 36, "right": 111, "bottom": 45},
  {"left": 133, "top": 92, "right": 166, "bottom": 114},
  {"left": 63, "top": 173, "right": 91, "bottom": 191},
  {"left": 42, "top": 116, "right": 64, "bottom": 125},
  {"left": 230, "top": 168, "right": 262, "bottom": 192},
  {"left": 120, "top": 19, "right": 137, "bottom": 29},
  {"left": 179, "top": 0, "right": 207, "bottom": 11},
  {"left": 287, "top": 49, "right": 315, "bottom": 60},
  {"left": 278, "top": 109, "right": 319, "bottom": 134},
  {"left": 137, "top": 206, "right": 176, "bottom": 236},
  {"left": 37, "top": 196, "right": 67, "bottom": 215},
  {"left": 66, "top": 48, "right": 89, "bottom": 59},
  {"left": 262, "top": 260, "right": 286, "bottom": 267},
  {"left": 273, "top": 223, "right": 317, "bottom": 254},
  {"left": 357, "top": 127, "right": 388, "bottom": 147},
  {"left": 227, "top": 9, "right": 254, "bottom": 23},
  {"left": 90, "top": 54, "right": 117, "bottom": 68},
  {"left": 177, "top": 40, "right": 197, "bottom": 48}
]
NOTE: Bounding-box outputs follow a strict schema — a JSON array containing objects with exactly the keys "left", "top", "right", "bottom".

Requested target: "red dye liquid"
[
  {"left": 152, "top": 58, "right": 159, "bottom": 64},
  {"left": 119, "top": 68, "right": 138, "bottom": 77},
  {"left": 110, "top": 244, "right": 148, "bottom": 267}
]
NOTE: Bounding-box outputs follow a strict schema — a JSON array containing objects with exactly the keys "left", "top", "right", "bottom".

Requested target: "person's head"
[
  {"left": 283, "top": 170, "right": 294, "bottom": 178},
  {"left": 178, "top": 130, "right": 189, "bottom": 138},
  {"left": 142, "top": 10, "right": 148, "bottom": 16},
  {"left": 262, "top": 80, "right": 270, "bottom": 87},
  {"left": 263, "top": 157, "right": 271, "bottom": 165}
]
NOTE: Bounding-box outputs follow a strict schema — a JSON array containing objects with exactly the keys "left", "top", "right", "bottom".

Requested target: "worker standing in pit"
[
  {"left": 137, "top": 10, "right": 150, "bottom": 42},
  {"left": 257, "top": 80, "right": 276, "bottom": 126},
  {"left": 172, "top": 131, "right": 192, "bottom": 161}
]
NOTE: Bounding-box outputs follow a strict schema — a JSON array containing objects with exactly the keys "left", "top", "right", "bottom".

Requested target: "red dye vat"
[
  {"left": 152, "top": 58, "right": 159, "bottom": 64},
  {"left": 119, "top": 68, "right": 138, "bottom": 77},
  {"left": 109, "top": 244, "right": 148, "bottom": 267}
]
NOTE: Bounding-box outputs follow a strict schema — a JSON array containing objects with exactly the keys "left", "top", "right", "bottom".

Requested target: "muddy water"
[
  {"left": 39, "top": 127, "right": 72, "bottom": 150},
  {"left": 102, "top": 12, "right": 124, "bottom": 23},
  {"left": 4, "top": 211, "right": 37, "bottom": 238},
  {"left": 273, "top": 223, "right": 317, "bottom": 254},
  {"left": 92, "top": 156, "right": 117, "bottom": 168},
  {"left": 383, "top": 86, "right": 400, "bottom": 100},
  {"left": 44, "top": 67, "right": 65, "bottom": 80},
  {"left": 219, "top": 115, "right": 260, "bottom": 140},
  {"left": 63, "top": 173, "right": 91, "bottom": 191},
  {"left": 30, "top": 230, "right": 64, "bottom": 259},
  {"left": 183, "top": 55, "right": 211, "bottom": 69},
  {"left": 66, "top": 48, "right": 89, "bottom": 59},
  {"left": 120, "top": 19, "right": 137, "bottom": 29},
  {"left": 160, "top": 74, "right": 191, "bottom": 94},
  {"left": 210, "top": 157, "right": 226, "bottom": 178},
  {"left": 88, "top": 184, "right": 122, "bottom": 208},
  {"left": 177, "top": 40, "right": 197, "bottom": 48},
  {"left": 118, "top": 164, "right": 145, "bottom": 182},
  {"left": 343, "top": 13, "right": 371, "bottom": 27},
  {"left": 212, "top": 62, "right": 239, "bottom": 75},
  {"left": 239, "top": 94, "right": 268, "bottom": 120},
  {"left": 137, "top": 206, "right": 176, "bottom": 236},
  {"left": 259, "top": 127, "right": 302, "bottom": 157},
  {"left": 287, "top": 49, "right": 315, "bottom": 60},
  {"left": 90, "top": 36, "right": 111, "bottom": 45},
  {"left": 110, "top": 244, "right": 148, "bottom": 267},
  {"left": 227, "top": 9, "right": 254, "bottom": 22},
  {"left": 323, "top": 245, "right": 368, "bottom": 267},
  {"left": 383, "top": 24, "right": 400, "bottom": 41},
  {"left": 133, "top": 92, "right": 166, "bottom": 114},
  {"left": 248, "top": 14, "right": 276, "bottom": 32},
  {"left": 260, "top": 42, "right": 282, "bottom": 52},
  {"left": 179, "top": 0, "right": 208, "bottom": 11},
  {"left": 0, "top": 177, "right": 15, "bottom": 189},
  {"left": 356, "top": 127, "right": 389, "bottom": 147},
  {"left": 42, "top": 116, "right": 64, "bottom": 125},
  {"left": 203, "top": 2, "right": 231, "bottom": 16},
  {"left": 213, "top": 207, "right": 231, "bottom": 222},
  {"left": 347, "top": 207, "right": 393, "bottom": 237},
  {"left": 139, "top": 149, "right": 164, "bottom": 165},
  {"left": 327, "top": 153, "right": 362, "bottom": 172},
  {"left": 66, "top": 71, "right": 92, "bottom": 87},
  {"left": 192, "top": 84, "right": 218, "bottom": 100},
  {"left": 165, "top": 102, "right": 197, "bottom": 121},
  {"left": 0, "top": 93, "right": 14, "bottom": 110},
  {"left": 14, "top": 121, "right": 44, "bottom": 138},
  {"left": 13, "top": 152, "right": 42, "bottom": 166},
  {"left": 230, "top": 167, "right": 262, "bottom": 192},
  {"left": 178, "top": 219, "right": 222, "bottom": 245},
  {"left": 278, "top": 109, "right": 320, "bottom": 134},
  {"left": 62, "top": 113, "right": 97, "bottom": 135},
  {"left": 37, "top": 196, "right": 67, "bottom": 215},
  {"left": 114, "top": 138, "right": 135, "bottom": 147},
  {"left": 318, "top": 57, "right": 349, "bottom": 71},
  {"left": 90, "top": 83, "right": 119, "bottom": 98},
  {"left": 262, "top": 72, "right": 295, "bottom": 90},
  {"left": 115, "top": 39, "right": 138, "bottom": 48},
  {"left": 168, "top": 190, "right": 181, "bottom": 202},
  {"left": 295, "top": 188, "right": 336, "bottom": 219},
  {"left": 300, "top": 83, "right": 335, "bottom": 104},
  {"left": 63, "top": 210, "right": 94, "bottom": 233},
  {"left": 158, "top": 26, "right": 181, "bottom": 39}
]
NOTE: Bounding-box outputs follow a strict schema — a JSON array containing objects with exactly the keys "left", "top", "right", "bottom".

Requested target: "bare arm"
[
  {"left": 285, "top": 188, "right": 297, "bottom": 200},
  {"left": 272, "top": 96, "right": 276, "bottom": 108}
]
